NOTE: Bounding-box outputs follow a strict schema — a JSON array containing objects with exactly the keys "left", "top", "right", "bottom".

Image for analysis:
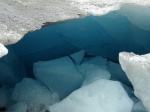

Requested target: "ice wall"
[
  {"left": 0, "top": 1, "right": 150, "bottom": 57},
  {"left": 11, "top": 9, "right": 150, "bottom": 77}
]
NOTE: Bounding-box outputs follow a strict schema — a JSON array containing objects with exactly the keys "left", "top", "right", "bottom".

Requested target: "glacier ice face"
[
  {"left": 119, "top": 52, "right": 150, "bottom": 112},
  {"left": 33, "top": 56, "right": 84, "bottom": 99},
  {"left": 12, "top": 12, "right": 150, "bottom": 66},
  {"left": 1, "top": 0, "right": 150, "bottom": 58},
  {"left": 11, "top": 78, "right": 59, "bottom": 112},
  {"left": 118, "top": 4, "right": 150, "bottom": 31},
  {"left": 49, "top": 79, "right": 133, "bottom": 112}
]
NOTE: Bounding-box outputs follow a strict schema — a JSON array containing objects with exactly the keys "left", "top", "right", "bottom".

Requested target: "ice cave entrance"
[
  {"left": 2, "top": 10, "right": 150, "bottom": 87},
  {"left": 1, "top": 8, "right": 150, "bottom": 112},
  {"left": 11, "top": 13, "right": 150, "bottom": 78}
]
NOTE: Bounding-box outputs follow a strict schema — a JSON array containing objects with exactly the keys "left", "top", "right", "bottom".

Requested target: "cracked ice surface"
[{"left": 119, "top": 52, "right": 150, "bottom": 112}]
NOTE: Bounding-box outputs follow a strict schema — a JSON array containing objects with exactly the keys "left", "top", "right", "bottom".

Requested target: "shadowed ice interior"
[{"left": 0, "top": 5, "right": 150, "bottom": 112}]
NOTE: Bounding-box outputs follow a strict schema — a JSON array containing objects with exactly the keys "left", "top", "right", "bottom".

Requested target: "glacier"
[
  {"left": 119, "top": 52, "right": 150, "bottom": 111},
  {"left": 0, "top": 0, "right": 150, "bottom": 112}
]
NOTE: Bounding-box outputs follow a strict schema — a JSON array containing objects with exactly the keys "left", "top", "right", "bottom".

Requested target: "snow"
[
  {"left": 119, "top": 52, "right": 150, "bottom": 112},
  {"left": 49, "top": 79, "right": 133, "bottom": 112},
  {"left": 33, "top": 56, "right": 84, "bottom": 99},
  {"left": 11, "top": 78, "right": 59, "bottom": 112}
]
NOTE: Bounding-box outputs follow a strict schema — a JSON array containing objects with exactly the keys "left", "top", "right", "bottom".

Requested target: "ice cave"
[{"left": 0, "top": 1, "right": 150, "bottom": 112}]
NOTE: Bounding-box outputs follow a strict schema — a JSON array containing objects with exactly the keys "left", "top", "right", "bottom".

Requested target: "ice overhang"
[{"left": 0, "top": 0, "right": 150, "bottom": 57}]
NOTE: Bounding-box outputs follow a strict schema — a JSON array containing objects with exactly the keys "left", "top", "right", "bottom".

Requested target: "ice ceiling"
[{"left": 0, "top": 1, "right": 150, "bottom": 112}]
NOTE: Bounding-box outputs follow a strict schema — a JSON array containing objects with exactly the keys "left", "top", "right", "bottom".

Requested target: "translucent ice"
[
  {"left": 33, "top": 56, "right": 84, "bottom": 99},
  {"left": 70, "top": 50, "right": 85, "bottom": 65},
  {"left": 11, "top": 78, "right": 58, "bottom": 112},
  {"left": 132, "top": 101, "right": 148, "bottom": 112},
  {"left": 78, "top": 56, "right": 110, "bottom": 86},
  {"left": 119, "top": 52, "right": 150, "bottom": 112},
  {"left": 49, "top": 79, "right": 133, "bottom": 112},
  {"left": 107, "top": 61, "right": 131, "bottom": 86}
]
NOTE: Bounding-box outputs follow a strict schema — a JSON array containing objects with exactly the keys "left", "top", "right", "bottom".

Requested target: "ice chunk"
[
  {"left": 78, "top": 56, "right": 110, "bottom": 86},
  {"left": 49, "top": 79, "right": 133, "bottom": 112},
  {"left": 70, "top": 50, "right": 85, "bottom": 65},
  {"left": 132, "top": 101, "right": 148, "bottom": 112},
  {"left": 33, "top": 56, "right": 84, "bottom": 99},
  {"left": 6, "top": 102, "right": 27, "bottom": 112},
  {"left": 81, "top": 68, "right": 111, "bottom": 86},
  {"left": 84, "top": 56, "right": 107, "bottom": 67},
  {"left": 119, "top": 52, "right": 150, "bottom": 112},
  {"left": 107, "top": 61, "right": 131, "bottom": 86},
  {"left": 11, "top": 78, "right": 58, "bottom": 112}
]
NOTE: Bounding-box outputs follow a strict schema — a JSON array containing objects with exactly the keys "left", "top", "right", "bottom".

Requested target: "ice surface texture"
[
  {"left": 49, "top": 79, "right": 133, "bottom": 112},
  {"left": 78, "top": 56, "right": 111, "bottom": 86},
  {"left": 119, "top": 52, "right": 150, "bottom": 112},
  {"left": 11, "top": 78, "right": 59, "bottom": 112},
  {"left": 33, "top": 56, "right": 84, "bottom": 99}
]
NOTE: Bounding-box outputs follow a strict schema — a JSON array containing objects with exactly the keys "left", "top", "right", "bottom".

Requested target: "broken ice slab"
[
  {"left": 77, "top": 56, "right": 110, "bottom": 86},
  {"left": 49, "top": 79, "right": 133, "bottom": 112},
  {"left": 33, "top": 56, "right": 84, "bottom": 99},
  {"left": 119, "top": 52, "right": 150, "bottom": 112},
  {"left": 70, "top": 50, "right": 85, "bottom": 65},
  {"left": 11, "top": 78, "right": 59, "bottom": 112}
]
